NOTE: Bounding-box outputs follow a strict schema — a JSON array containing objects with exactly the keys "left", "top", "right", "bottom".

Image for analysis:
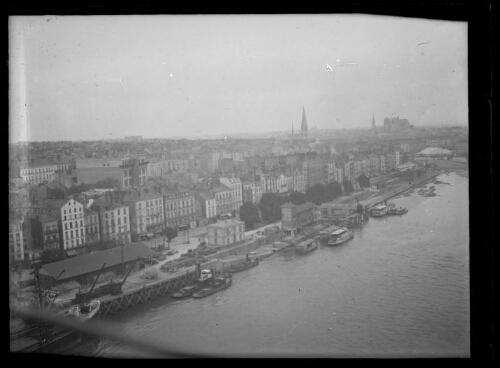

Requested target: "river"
[{"left": 68, "top": 171, "right": 469, "bottom": 358}]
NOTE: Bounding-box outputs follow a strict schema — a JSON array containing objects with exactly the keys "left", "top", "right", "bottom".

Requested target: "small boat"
[
  {"left": 192, "top": 275, "right": 232, "bottom": 299},
  {"left": 395, "top": 207, "right": 408, "bottom": 215},
  {"left": 228, "top": 258, "right": 259, "bottom": 273},
  {"left": 327, "top": 227, "right": 354, "bottom": 246},
  {"left": 171, "top": 285, "right": 199, "bottom": 298},
  {"left": 64, "top": 299, "right": 100, "bottom": 322},
  {"left": 370, "top": 204, "right": 389, "bottom": 217},
  {"left": 295, "top": 239, "right": 318, "bottom": 254}
]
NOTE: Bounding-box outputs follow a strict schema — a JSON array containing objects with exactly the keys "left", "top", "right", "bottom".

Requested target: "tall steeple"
[
  {"left": 301, "top": 106, "right": 308, "bottom": 138},
  {"left": 372, "top": 113, "right": 375, "bottom": 128}
]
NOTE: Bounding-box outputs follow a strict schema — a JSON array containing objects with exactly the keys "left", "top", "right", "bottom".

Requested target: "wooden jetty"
[{"left": 97, "top": 268, "right": 198, "bottom": 316}]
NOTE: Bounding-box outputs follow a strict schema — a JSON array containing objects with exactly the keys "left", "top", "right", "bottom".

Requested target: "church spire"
[
  {"left": 301, "top": 106, "right": 308, "bottom": 138},
  {"left": 372, "top": 113, "right": 375, "bottom": 128}
]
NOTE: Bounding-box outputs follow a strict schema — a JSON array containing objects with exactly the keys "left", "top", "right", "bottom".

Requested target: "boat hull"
[
  {"left": 296, "top": 244, "right": 319, "bottom": 254},
  {"left": 327, "top": 234, "right": 353, "bottom": 246},
  {"left": 192, "top": 279, "right": 232, "bottom": 298},
  {"left": 228, "top": 261, "right": 258, "bottom": 273}
]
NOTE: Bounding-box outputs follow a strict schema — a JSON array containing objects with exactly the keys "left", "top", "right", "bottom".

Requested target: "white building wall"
[{"left": 61, "top": 199, "right": 85, "bottom": 250}]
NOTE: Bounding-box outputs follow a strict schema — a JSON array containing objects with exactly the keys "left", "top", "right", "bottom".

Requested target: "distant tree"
[
  {"left": 259, "top": 193, "right": 286, "bottom": 223},
  {"left": 288, "top": 191, "right": 307, "bottom": 206},
  {"left": 68, "top": 182, "right": 92, "bottom": 195},
  {"left": 161, "top": 227, "right": 178, "bottom": 248},
  {"left": 343, "top": 180, "right": 354, "bottom": 193},
  {"left": 357, "top": 174, "right": 370, "bottom": 188},
  {"left": 325, "top": 182, "right": 343, "bottom": 200},
  {"left": 239, "top": 202, "right": 260, "bottom": 230},
  {"left": 306, "top": 184, "right": 329, "bottom": 205}
]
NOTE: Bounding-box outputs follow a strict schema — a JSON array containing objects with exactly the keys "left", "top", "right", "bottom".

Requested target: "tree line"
[{"left": 239, "top": 175, "right": 370, "bottom": 229}]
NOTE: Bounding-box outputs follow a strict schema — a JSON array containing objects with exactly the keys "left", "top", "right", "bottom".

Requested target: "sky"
[{"left": 9, "top": 14, "right": 468, "bottom": 142}]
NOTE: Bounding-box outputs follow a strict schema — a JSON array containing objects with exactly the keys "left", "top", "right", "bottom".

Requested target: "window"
[{"left": 69, "top": 222, "right": 73, "bottom": 229}]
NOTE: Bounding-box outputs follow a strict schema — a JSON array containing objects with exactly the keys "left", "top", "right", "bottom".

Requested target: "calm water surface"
[{"left": 70, "top": 172, "right": 469, "bottom": 358}]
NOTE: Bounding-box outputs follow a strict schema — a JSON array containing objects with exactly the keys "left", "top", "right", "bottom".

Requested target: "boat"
[
  {"left": 370, "top": 204, "right": 389, "bottom": 217},
  {"left": 395, "top": 207, "right": 408, "bottom": 215},
  {"left": 228, "top": 257, "right": 259, "bottom": 273},
  {"left": 327, "top": 227, "right": 354, "bottom": 246},
  {"left": 192, "top": 275, "right": 232, "bottom": 299},
  {"left": 171, "top": 285, "right": 199, "bottom": 298},
  {"left": 64, "top": 299, "right": 100, "bottom": 322},
  {"left": 295, "top": 239, "right": 319, "bottom": 254}
]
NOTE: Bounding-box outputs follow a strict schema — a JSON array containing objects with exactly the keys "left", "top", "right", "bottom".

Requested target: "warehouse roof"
[{"left": 38, "top": 242, "right": 153, "bottom": 281}]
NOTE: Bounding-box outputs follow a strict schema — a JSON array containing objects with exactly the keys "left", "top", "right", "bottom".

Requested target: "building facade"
[
  {"left": 30, "top": 214, "right": 60, "bottom": 251},
  {"left": 280, "top": 202, "right": 318, "bottom": 236},
  {"left": 206, "top": 219, "right": 245, "bottom": 247},
  {"left": 91, "top": 201, "right": 131, "bottom": 245},
  {"left": 162, "top": 188, "right": 196, "bottom": 230},
  {"left": 60, "top": 198, "right": 86, "bottom": 250},
  {"left": 84, "top": 211, "right": 101, "bottom": 247},
  {"left": 219, "top": 177, "right": 243, "bottom": 213},
  {"left": 20, "top": 165, "right": 57, "bottom": 185},
  {"left": 9, "top": 218, "right": 24, "bottom": 264},
  {"left": 212, "top": 184, "right": 233, "bottom": 216},
  {"left": 122, "top": 189, "right": 164, "bottom": 240}
]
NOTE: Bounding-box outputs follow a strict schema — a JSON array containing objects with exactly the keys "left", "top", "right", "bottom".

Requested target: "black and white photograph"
[{"left": 8, "top": 12, "right": 476, "bottom": 358}]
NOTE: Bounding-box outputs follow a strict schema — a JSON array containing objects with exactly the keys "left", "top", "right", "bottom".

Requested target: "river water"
[{"left": 69, "top": 172, "right": 469, "bottom": 358}]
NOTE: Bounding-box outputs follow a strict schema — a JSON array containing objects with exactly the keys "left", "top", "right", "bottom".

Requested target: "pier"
[{"left": 98, "top": 268, "right": 198, "bottom": 316}]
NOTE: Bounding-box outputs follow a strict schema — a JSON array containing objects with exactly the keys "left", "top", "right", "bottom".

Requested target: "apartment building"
[
  {"left": 122, "top": 188, "right": 164, "bottom": 240},
  {"left": 9, "top": 218, "right": 24, "bottom": 264},
  {"left": 84, "top": 211, "right": 101, "bottom": 246},
  {"left": 219, "top": 177, "right": 243, "bottom": 213},
  {"left": 76, "top": 156, "right": 149, "bottom": 190},
  {"left": 90, "top": 199, "right": 131, "bottom": 245},
  {"left": 162, "top": 187, "right": 196, "bottom": 230},
  {"left": 242, "top": 181, "right": 263, "bottom": 204},
  {"left": 195, "top": 192, "right": 217, "bottom": 223},
  {"left": 260, "top": 174, "right": 277, "bottom": 194},
  {"left": 20, "top": 164, "right": 57, "bottom": 185},
  {"left": 212, "top": 184, "right": 233, "bottom": 216},
  {"left": 30, "top": 214, "right": 60, "bottom": 251}
]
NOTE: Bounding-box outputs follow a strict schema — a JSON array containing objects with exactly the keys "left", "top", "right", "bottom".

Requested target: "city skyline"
[{"left": 9, "top": 14, "right": 468, "bottom": 143}]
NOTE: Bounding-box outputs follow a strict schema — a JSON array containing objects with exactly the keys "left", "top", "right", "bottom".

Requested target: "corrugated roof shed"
[{"left": 39, "top": 242, "right": 153, "bottom": 281}]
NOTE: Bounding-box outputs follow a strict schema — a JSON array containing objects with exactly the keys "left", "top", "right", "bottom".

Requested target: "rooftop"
[{"left": 39, "top": 242, "right": 153, "bottom": 281}]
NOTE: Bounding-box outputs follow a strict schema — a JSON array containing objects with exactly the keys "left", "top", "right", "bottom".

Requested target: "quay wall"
[
  {"left": 205, "top": 232, "right": 283, "bottom": 261},
  {"left": 368, "top": 169, "right": 441, "bottom": 208}
]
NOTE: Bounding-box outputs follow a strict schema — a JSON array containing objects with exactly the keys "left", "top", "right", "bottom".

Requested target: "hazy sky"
[{"left": 9, "top": 14, "right": 467, "bottom": 142}]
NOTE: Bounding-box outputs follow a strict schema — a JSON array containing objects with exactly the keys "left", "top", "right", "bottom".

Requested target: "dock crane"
[{"left": 73, "top": 263, "right": 107, "bottom": 304}]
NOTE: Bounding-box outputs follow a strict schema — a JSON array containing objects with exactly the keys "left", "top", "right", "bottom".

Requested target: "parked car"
[{"left": 166, "top": 250, "right": 179, "bottom": 256}]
